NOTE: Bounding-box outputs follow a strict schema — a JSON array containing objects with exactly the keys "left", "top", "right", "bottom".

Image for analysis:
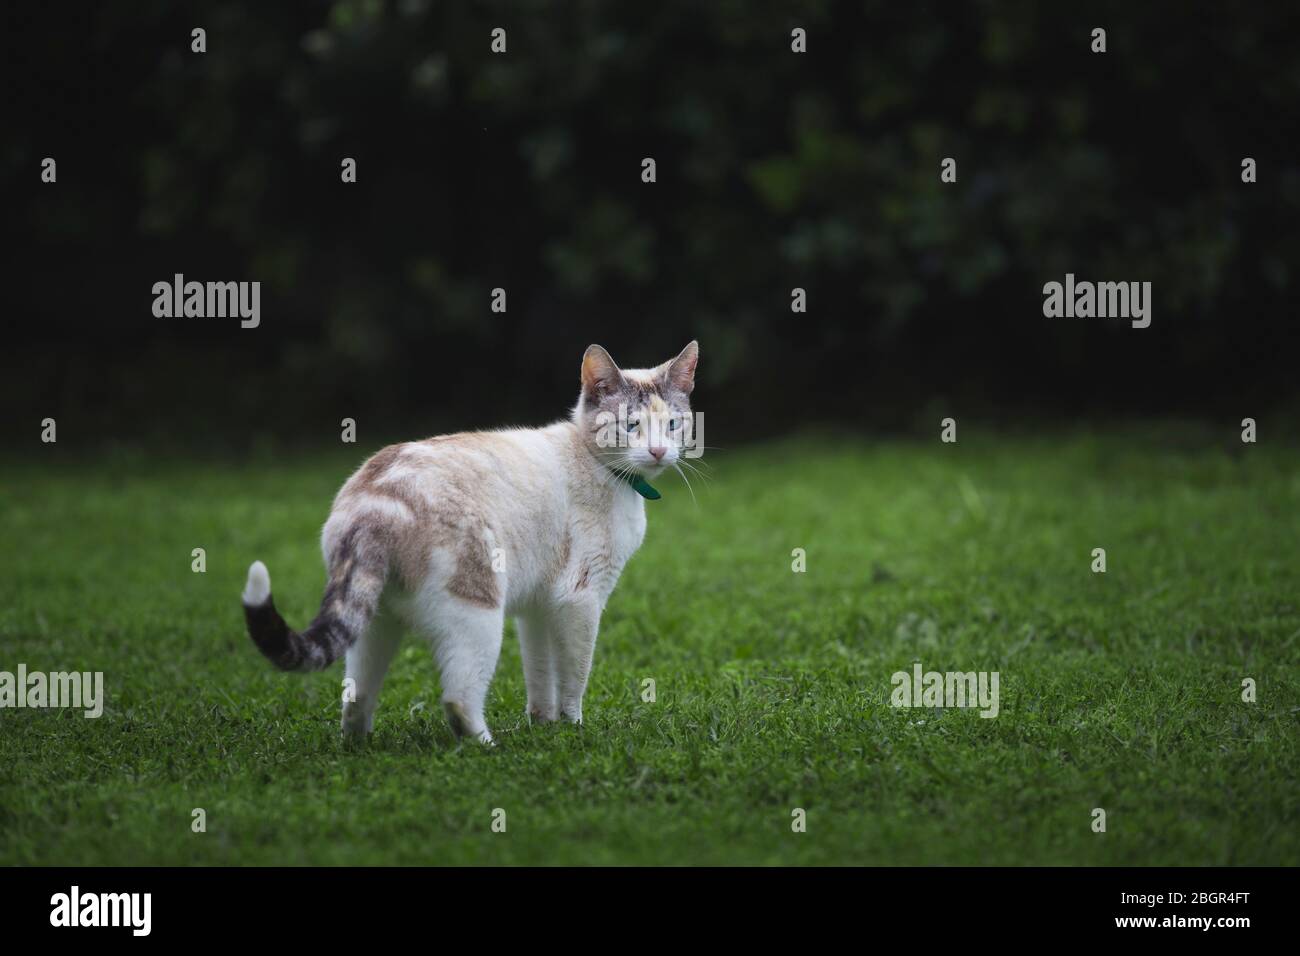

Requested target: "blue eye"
[
  {"left": 626, "top": 418, "right": 639, "bottom": 431},
  {"left": 668, "top": 417, "right": 681, "bottom": 431}
]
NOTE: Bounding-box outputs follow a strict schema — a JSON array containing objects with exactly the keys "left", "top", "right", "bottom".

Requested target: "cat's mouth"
[
  {"left": 631, "top": 452, "right": 676, "bottom": 479},
  {"left": 601, "top": 452, "right": 667, "bottom": 484}
]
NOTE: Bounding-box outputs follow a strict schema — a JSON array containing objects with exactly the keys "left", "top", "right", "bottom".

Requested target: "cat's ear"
[
  {"left": 581, "top": 344, "right": 623, "bottom": 397},
  {"left": 662, "top": 340, "right": 699, "bottom": 394}
]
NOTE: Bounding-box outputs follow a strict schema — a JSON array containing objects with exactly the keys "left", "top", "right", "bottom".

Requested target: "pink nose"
[{"left": 648, "top": 446, "right": 666, "bottom": 461}]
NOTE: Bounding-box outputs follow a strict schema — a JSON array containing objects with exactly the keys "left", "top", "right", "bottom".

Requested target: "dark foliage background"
[{"left": 4, "top": 0, "right": 1298, "bottom": 451}]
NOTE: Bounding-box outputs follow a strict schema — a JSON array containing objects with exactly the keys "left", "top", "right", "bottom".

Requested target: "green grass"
[{"left": 2, "top": 428, "right": 1298, "bottom": 865}]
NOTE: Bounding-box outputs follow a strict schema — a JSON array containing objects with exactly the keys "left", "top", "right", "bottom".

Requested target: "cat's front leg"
[
  {"left": 551, "top": 596, "right": 601, "bottom": 724},
  {"left": 516, "top": 612, "right": 558, "bottom": 723}
]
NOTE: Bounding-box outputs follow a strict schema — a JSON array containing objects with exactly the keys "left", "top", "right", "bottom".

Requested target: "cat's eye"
[
  {"left": 626, "top": 418, "right": 640, "bottom": 432},
  {"left": 668, "top": 417, "right": 682, "bottom": 431}
]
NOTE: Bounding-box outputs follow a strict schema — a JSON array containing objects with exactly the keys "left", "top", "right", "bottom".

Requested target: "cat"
[{"left": 241, "top": 341, "right": 699, "bottom": 744}]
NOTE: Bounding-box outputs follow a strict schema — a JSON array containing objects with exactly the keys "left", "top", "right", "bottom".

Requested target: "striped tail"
[{"left": 241, "top": 529, "right": 388, "bottom": 672}]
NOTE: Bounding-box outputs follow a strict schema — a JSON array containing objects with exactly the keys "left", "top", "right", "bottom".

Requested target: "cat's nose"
[{"left": 648, "top": 446, "right": 666, "bottom": 461}]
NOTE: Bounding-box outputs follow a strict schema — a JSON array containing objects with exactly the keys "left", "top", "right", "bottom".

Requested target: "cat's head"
[{"left": 574, "top": 341, "right": 699, "bottom": 480}]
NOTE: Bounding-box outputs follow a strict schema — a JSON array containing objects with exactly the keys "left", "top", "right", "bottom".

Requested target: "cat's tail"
[{"left": 241, "top": 530, "right": 389, "bottom": 672}]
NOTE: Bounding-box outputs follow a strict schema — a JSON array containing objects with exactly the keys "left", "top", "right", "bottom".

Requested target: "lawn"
[{"left": 1, "top": 428, "right": 1297, "bottom": 865}]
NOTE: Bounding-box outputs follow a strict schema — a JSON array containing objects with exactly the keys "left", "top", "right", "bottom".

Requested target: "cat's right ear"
[{"left": 581, "top": 344, "right": 623, "bottom": 398}]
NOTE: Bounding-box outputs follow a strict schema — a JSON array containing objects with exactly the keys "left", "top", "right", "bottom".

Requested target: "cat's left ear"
[{"left": 662, "top": 340, "right": 699, "bottom": 395}]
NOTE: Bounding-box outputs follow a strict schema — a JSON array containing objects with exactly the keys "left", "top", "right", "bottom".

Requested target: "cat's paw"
[
  {"left": 340, "top": 705, "right": 373, "bottom": 739},
  {"left": 527, "top": 705, "right": 558, "bottom": 724},
  {"left": 444, "top": 700, "right": 494, "bottom": 746}
]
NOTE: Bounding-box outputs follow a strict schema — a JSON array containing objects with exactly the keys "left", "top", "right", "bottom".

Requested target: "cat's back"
[
  {"left": 324, "top": 427, "right": 572, "bottom": 600},
  {"left": 336, "top": 428, "right": 564, "bottom": 513}
]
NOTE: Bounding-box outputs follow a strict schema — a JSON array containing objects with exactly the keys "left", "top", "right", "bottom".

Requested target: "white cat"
[{"left": 242, "top": 341, "right": 699, "bottom": 744}]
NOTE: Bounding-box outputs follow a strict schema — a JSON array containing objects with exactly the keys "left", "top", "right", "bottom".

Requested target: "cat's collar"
[{"left": 616, "top": 470, "right": 661, "bottom": 500}]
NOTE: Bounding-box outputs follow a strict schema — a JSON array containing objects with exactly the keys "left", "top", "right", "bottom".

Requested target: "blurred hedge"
[{"left": 5, "top": 0, "right": 1299, "bottom": 449}]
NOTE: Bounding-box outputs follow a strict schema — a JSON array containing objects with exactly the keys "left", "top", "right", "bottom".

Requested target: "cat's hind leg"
[
  {"left": 420, "top": 598, "right": 505, "bottom": 745},
  {"left": 341, "top": 606, "right": 404, "bottom": 738}
]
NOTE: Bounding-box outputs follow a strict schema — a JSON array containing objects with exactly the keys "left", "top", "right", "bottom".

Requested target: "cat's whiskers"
[
  {"left": 596, "top": 449, "right": 634, "bottom": 482},
  {"left": 677, "top": 458, "right": 712, "bottom": 484},
  {"left": 671, "top": 461, "right": 698, "bottom": 505},
  {"left": 606, "top": 455, "right": 639, "bottom": 486}
]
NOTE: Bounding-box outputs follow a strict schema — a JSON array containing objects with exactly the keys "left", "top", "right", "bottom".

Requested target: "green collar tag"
[{"left": 620, "top": 472, "right": 661, "bottom": 500}]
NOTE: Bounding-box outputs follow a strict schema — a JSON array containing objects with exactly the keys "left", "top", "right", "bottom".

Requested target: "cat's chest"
[
  {"left": 607, "top": 497, "right": 647, "bottom": 566},
  {"left": 565, "top": 496, "right": 645, "bottom": 598}
]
